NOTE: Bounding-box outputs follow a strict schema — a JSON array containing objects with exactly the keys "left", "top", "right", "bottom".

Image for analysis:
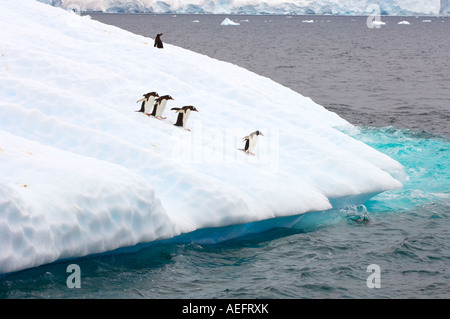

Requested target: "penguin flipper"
[
  {"left": 244, "top": 140, "right": 250, "bottom": 151},
  {"left": 136, "top": 100, "right": 145, "bottom": 112},
  {"left": 150, "top": 104, "right": 157, "bottom": 117},
  {"left": 174, "top": 113, "right": 184, "bottom": 126}
]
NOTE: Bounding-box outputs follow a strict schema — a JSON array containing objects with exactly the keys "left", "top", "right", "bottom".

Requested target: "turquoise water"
[{"left": 351, "top": 127, "right": 449, "bottom": 213}]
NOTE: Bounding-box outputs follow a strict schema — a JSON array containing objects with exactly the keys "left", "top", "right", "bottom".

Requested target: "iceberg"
[
  {"left": 441, "top": 0, "right": 450, "bottom": 15},
  {"left": 221, "top": 17, "right": 240, "bottom": 25},
  {"left": 0, "top": 0, "right": 403, "bottom": 274},
  {"left": 36, "top": 0, "right": 443, "bottom": 16},
  {"left": 371, "top": 20, "right": 387, "bottom": 26}
]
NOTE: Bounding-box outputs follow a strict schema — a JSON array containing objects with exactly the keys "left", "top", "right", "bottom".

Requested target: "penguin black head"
[
  {"left": 255, "top": 130, "right": 264, "bottom": 136},
  {"left": 144, "top": 92, "right": 159, "bottom": 98},
  {"left": 158, "top": 95, "right": 174, "bottom": 101},
  {"left": 185, "top": 106, "right": 198, "bottom": 112}
]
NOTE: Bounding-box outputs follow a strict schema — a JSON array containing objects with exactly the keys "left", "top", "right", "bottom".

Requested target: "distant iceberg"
[
  {"left": 221, "top": 17, "right": 240, "bottom": 25},
  {"left": 398, "top": 21, "right": 410, "bottom": 25},
  {"left": 371, "top": 20, "right": 387, "bottom": 26},
  {"left": 36, "top": 0, "right": 443, "bottom": 16},
  {"left": 0, "top": 0, "right": 404, "bottom": 274}
]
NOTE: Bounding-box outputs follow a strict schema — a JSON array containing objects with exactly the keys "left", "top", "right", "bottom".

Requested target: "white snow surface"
[
  {"left": 37, "top": 0, "right": 443, "bottom": 15},
  {"left": 0, "top": 0, "right": 403, "bottom": 274}
]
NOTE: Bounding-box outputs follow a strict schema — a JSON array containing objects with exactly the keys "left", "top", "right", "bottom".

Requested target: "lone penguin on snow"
[
  {"left": 136, "top": 92, "right": 159, "bottom": 116},
  {"left": 171, "top": 106, "right": 199, "bottom": 131},
  {"left": 154, "top": 33, "right": 164, "bottom": 49},
  {"left": 151, "top": 95, "right": 174, "bottom": 119},
  {"left": 242, "top": 130, "right": 264, "bottom": 155}
]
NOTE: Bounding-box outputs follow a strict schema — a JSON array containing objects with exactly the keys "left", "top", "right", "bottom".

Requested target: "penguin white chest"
[
  {"left": 144, "top": 96, "right": 156, "bottom": 114},
  {"left": 183, "top": 109, "right": 191, "bottom": 127},
  {"left": 248, "top": 135, "right": 258, "bottom": 152},
  {"left": 156, "top": 99, "right": 168, "bottom": 117}
]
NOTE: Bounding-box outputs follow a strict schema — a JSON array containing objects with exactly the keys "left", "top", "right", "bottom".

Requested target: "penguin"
[
  {"left": 136, "top": 92, "right": 159, "bottom": 115},
  {"left": 154, "top": 33, "right": 164, "bottom": 49},
  {"left": 171, "top": 106, "right": 199, "bottom": 131},
  {"left": 150, "top": 95, "right": 174, "bottom": 119},
  {"left": 242, "top": 130, "right": 264, "bottom": 155}
]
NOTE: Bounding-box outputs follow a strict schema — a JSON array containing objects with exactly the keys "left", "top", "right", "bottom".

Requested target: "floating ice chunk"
[
  {"left": 371, "top": 20, "right": 386, "bottom": 26},
  {"left": 398, "top": 21, "right": 410, "bottom": 24},
  {"left": 302, "top": 20, "right": 314, "bottom": 23},
  {"left": 221, "top": 18, "right": 240, "bottom": 25}
]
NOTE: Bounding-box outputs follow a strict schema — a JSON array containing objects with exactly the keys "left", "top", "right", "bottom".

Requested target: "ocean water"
[{"left": 1, "top": 14, "right": 449, "bottom": 300}]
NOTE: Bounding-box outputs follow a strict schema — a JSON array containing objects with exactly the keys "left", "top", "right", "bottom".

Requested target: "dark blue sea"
[{"left": 1, "top": 14, "right": 449, "bottom": 301}]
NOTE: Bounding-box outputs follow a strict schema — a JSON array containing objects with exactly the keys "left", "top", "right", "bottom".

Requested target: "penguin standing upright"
[
  {"left": 136, "top": 92, "right": 159, "bottom": 115},
  {"left": 154, "top": 33, "right": 164, "bottom": 49},
  {"left": 242, "top": 130, "right": 264, "bottom": 155},
  {"left": 171, "top": 106, "right": 199, "bottom": 131},
  {"left": 151, "top": 95, "right": 174, "bottom": 119}
]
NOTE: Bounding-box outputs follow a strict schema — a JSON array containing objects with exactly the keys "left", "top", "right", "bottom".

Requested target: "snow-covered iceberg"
[
  {"left": 0, "top": 0, "right": 403, "bottom": 274},
  {"left": 37, "top": 0, "right": 443, "bottom": 16}
]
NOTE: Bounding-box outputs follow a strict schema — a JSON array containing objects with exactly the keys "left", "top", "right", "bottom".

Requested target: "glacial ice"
[
  {"left": 36, "top": 0, "right": 444, "bottom": 16},
  {"left": 0, "top": 0, "right": 403, "bottom": 274},
  {"left": 221, "top": 18, "right": 240, "bottom": 25}
]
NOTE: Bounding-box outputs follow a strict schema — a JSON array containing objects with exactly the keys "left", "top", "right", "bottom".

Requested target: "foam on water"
[{"left": 346, "top": 127, "right": 450, "bottom": 213}]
